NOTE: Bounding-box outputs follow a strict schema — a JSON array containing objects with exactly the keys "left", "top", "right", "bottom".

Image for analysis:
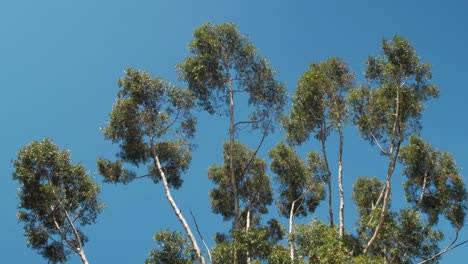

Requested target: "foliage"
[
  {"left": 145, "top": 231, "right": 196, "bottom": 264},
  {"left": 99, "top": 68, "right": 195, "bottom": 186},
  {"left": 399, "top": 136, "right": 467, "bottom": 228},
  {"left": 285, "top": 57, "right": 354, "bottom": 144},
  {"left": 178, "top": 22, "right": 286, "bottom": 131},
  {"left": 269, "top": 142, "right": 326, "bottom": 218},
  {"left": 211, "top": 221, "right": 285, "bottom": 264},
  {"left": 13, "top": 139, "right": 103, "bottom": 263},
  {"left": 292, "top": 220, "right": 355, "bottom": 263},
  {"left": 350, "top": 36, "right": 439, "bottom": 149},
  {"left": 209, "top": 141, "right": 273, "bottom": 222}
]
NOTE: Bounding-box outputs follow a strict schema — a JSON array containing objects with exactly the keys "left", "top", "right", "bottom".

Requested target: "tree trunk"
[
  {"left": 338, "top": 126, "right": 345, "bottom": 237},
  {"left": 246, "top": 210, "right": 251, "bottom": 264},
  {"left": 417, "top": 171, "right": 428, "bottom": 208},
  {"left": 229, "top": 79, "right": 239, "bottom": 264},
  {"left": 229, "top": 80, "right": 240, "bottom": 232},
  {"left": 78, "top": 250, "right": 89, "bottom": 264},
  {"left": 320, "top": 124, "right": 334, "bottom": 227},
  {"left": 364, "top": 86, "right": 401, "bottom": 253},
  {"left": 289, "top": 200, "right": 296, "bottom": 263},
  {"left": 153, "top": 155, "right": 206, "bottom": 264}
]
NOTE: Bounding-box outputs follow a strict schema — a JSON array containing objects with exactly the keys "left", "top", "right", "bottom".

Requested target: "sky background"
[{"left": 1, "top": 0, "right": 467, "bottom": 263}]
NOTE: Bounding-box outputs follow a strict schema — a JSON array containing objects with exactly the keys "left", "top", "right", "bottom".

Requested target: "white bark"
[
  {"left": 153, "top": 155, "right": 206, "bottom": 264},
  {"left": 246, "top": 210, "right": 251, "bottom": 264},
  {"left": 338, "top": 126, "right": 345, "bottom": 237},
  {"left": 289, "top": 200, "right": 296, "bottom": 262},
  {"left": 364, "top": 85, "right": 401, "bottom": 253}
]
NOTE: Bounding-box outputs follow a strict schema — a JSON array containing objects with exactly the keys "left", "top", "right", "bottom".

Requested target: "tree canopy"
[{"left": 11, "top": 24, "right": 468, "bottom": 264}]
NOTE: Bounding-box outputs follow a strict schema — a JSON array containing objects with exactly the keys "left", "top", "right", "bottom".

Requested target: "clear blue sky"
[{"left": 1, "top": 0, "right": 467, "bottom": 263}]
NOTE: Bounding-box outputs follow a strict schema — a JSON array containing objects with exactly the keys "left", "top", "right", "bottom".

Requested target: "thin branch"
[
  {"left": 371, "top": 132, "right": 388, "bottom": 155},
  {"left": 64, "top": 210, "right": 84, "bottom": 252},
  {"left": 157, "top": 110, "right": 181, "bottom": 136},
  {"left": 190, "top": 209, "right": 212, "bottom": 263},
  {"left": 417, "top": 225, "right": 468, "bottom": 264},
  {"left": 234, "top": 116, "right": 266, "bottom": 128},
  {"left": 238, "top": 124, "right": 269, "bottom": 181}
]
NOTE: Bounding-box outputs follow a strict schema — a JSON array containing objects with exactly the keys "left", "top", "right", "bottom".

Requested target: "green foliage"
[
  {"left": 269, "top": 142, "right": 326, "bottom": 218},
  {"left": 211, "top": 222, "right": 285, "bottom": 264},
  {"left": 292, "top": 220, "right": 355, "bottom": 263},
  {"left": 13, "top": 139, "right": 103, "bottom": 264},
  {"left": 209, "top": 141, "right": 273, "bottom": 222},
  {"left": 178, "top": 22, "right": 286, "bottom": 132},
  {"left": 350, "top": 36, "right": 439, "bottom": 150},
  {"left": 285, "top": 57, "right": 354, "bottom": 144},
  {"left": 99, "top": 68, "right": 195, "bottom": 187},
  {"left": 145, "top": 231, "right": 196, "bottom": 264},
  {"left": 399, "top": 136, "right": 468, "bottom": 228},
  {"left": 353, "top": 177, "right": 443, "bottom": 262}
]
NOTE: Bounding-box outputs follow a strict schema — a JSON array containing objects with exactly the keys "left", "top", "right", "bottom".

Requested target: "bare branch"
[
  {"left": 234, "top": 116, "right": 266, "bottom": 128},
  {"left": 371, "top": 131, "right": 388, "bottom": 155},
  {"left": 190, "top": 209, "right": 212, "bottom": 263}
]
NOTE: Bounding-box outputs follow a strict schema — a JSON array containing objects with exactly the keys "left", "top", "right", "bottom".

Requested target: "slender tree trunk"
[
  {"left": 320, "top": 124, "right": 334, "bottom": 227},
  {"left": 417, "top": 171, "right": 428, "bottom": 208},
  {"left": 64, "top": 211, "right": 89, "bottom": 264},
  {"left": 78, "top": 250, "right": 89, "bottom": 264},
  {"left": 338, "top": 126, "right": 345, "bottom": 237},
  {"left": 50, "top": 187, "right": 90, "bottom": 264},
  {"left": 229, "top": 80, "right": 240, "bottom": 232},
  {"left": 246, "top": 210, "right": 251, "bottom": 264},
  {"left": 153, "top": 155, "right": 206, "bottom": 264},
  {"left": 289, "top": 200, "right": 296, "bottom": 263},
  {"left": 364, "top": 87, "right": 401, "bottom": 253}
]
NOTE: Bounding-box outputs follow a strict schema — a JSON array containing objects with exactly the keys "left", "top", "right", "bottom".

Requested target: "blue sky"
[{"left": 1, "top": 0, "right": 467, "bottom": 263}]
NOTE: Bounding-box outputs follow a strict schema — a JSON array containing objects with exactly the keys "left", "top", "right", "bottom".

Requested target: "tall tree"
[
  {"left": 285, "top": 57, "right": 354, "bottom": 236},
  {"left": 269, "top": 142, "right": 326, "bottom": 262},
  {"left": 349, "top": 35, "right": 440, "bottom": 252},
  {"left": 97, "top": 68, "right": 205, "bottom": 264},
  {"left": 13, "top": 139, "right": 103, "bottom": 264},
  {"left": 178, "top": 22, "right": 286, "bottom": 233}
]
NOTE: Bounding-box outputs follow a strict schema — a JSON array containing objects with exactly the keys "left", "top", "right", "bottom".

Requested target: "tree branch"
[
  {"left": 371, "top": 131, "right": 388, "bottom": 155},
  {"left": 417, "top": 225, "right": 468, "bottom": 264},
  {"left": 190, "top": 209, "right": 212, "bottom": 263},
  {"left": 234, "top": 116, "right": 266, "bottom": 128}
]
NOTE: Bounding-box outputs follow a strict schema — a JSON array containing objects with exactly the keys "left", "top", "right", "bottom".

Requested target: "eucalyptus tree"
[
  {"left": 97, "top": 68, "right": 205, "bottom": 264},
  {"left": 349, "top": 36, "right": 439, "bottom": 252},
  {"left": 269, "top": 142, "right": 326, "bottom": 262},
  {"left": 285, "top": 57, "right": 354, "bottom": 236},
  {"left": 13, "top": 139, "right": 103, "bottom": 264},
  {"left": 178, "top": 22, "right": 286, "bottom": 232},
  {"left": 209, "top": 141, "right": 273, "bottom": 264}
]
